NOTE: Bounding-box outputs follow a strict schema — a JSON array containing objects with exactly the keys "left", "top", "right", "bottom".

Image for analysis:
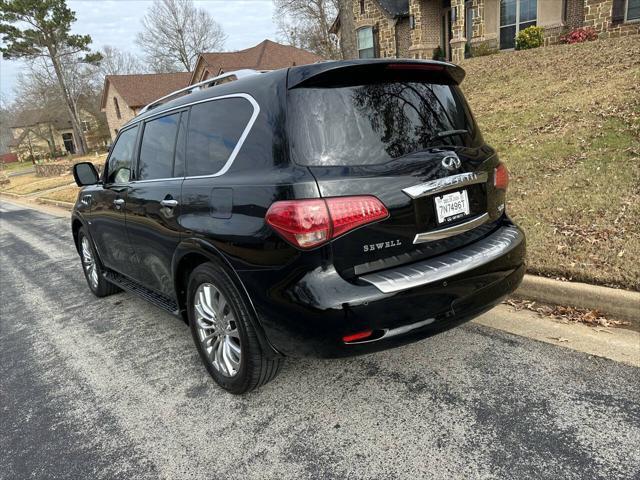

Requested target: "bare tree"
[
  {"left": 99, "top": 45, "right": 145, "bottom": 77},
  {"left": 274, "top": 0, "right": 340, "bottom": 59},
  {"left": 136, "top": 0, "right": 226, "bottom": 72},
  {"left": 0, "top": 0, "right": 102, "bottom": 155},
  {"left": 14, "top": 56, "right": 108, "bottom": 156}
]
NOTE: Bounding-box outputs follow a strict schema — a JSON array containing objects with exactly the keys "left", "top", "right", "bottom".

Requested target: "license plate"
[{"left": 434, "top": 190, "right": 470, "bottom": 224}]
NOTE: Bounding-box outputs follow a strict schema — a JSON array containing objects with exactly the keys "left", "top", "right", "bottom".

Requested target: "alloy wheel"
[
  {"left": 194, "top": 283, "right": 241, "bottom": 377},
  {"left": 81, "top": 236, "right": 99, "bottom": 289}
]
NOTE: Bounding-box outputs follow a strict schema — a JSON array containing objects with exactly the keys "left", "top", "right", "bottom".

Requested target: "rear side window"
[
  {"left": 288, "top": 83, "right": 479, "bottom": 166},
  {"left": 138, "top": 112, "right": 180, "bottom": 180},
  {"left": 186, "top": 97, "right": 253, "bottom": 177},
  {"left": 107, "top": 125, "right": 138, "bottom": 184}
]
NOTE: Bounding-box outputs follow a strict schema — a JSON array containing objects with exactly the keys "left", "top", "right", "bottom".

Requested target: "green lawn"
[{"left": 462, "top": 34, "right": 640, "bottom": 290}]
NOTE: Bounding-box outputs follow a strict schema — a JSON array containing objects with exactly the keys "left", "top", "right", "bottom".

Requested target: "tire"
[
  {"left": 187, "top": 262, "right": 283, "bottom": 394},
  {"left": 78, "top": 228, "right": 120, "bottom": 298}
]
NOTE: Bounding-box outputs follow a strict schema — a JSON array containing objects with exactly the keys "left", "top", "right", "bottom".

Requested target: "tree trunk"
[
  {"left": 338, "top": 0, "right": 356, "bottom": 60},
  {"left": 48, "top": 50, "right": 88, "bottom": 155},
  {"left": 47, "top": 123, "right": 56, "bottom": 158}
]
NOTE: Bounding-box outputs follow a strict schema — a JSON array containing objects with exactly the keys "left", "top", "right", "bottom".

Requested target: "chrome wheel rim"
[
  {"left": 194, "top": 283, "right": 241, "bottom": 377},
  {"left": 81, "top": 236, "right": 99, "bottom": 289}
]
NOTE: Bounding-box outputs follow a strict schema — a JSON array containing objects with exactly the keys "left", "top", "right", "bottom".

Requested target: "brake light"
[
  {"left": 386, "top": 63, "right": 444, "bottom": 72},
  {"left": 266, "top": 196, "right": 389, "bottom": 249},
  {"left": 494, "top": 163, "right": 509, "bottom": 190}
]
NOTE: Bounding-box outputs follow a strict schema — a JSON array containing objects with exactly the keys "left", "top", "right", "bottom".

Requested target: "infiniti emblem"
[{"left": 441, "top": 154, "right": 462, "bottom": 171}]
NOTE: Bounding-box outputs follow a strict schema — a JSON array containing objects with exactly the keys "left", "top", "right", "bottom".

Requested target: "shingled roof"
[
  {"left": 377, "top": 0, "right": 409, "bottom": 16},
  {"left": 9, "top": 108, "right": 72, "bottom": 130},
  {"left": 190, "top": 39, "right": 323, "bottom": 84},
  {"left": 100, "top": 71, "right": 192, "bottom": 110}
]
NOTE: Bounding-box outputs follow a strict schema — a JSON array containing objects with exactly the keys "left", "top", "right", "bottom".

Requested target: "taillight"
[
  {"left": 494, "top": 162, "right": 509, "bottom": 190},
  {"left": 265, "top": 196, "right": 389, "bottom": 249}
]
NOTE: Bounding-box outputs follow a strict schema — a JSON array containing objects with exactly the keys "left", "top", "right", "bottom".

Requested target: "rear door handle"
[
  {"left": 113, "top": 198, "right": 125, "bottom": 208},
  {"left": 160, "top": 199, "right": 178, "bottom": 208}
]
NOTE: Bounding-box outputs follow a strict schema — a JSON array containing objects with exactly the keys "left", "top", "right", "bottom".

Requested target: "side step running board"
[{"left": 104, "top": 270, "right": 180, "bottom": 315}]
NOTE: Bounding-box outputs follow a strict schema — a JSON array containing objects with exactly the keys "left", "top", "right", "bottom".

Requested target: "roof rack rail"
[{"left": 138, "top": 69, "right": 263, "bottom": 115}]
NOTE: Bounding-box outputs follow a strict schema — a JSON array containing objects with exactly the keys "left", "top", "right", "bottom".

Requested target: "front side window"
[
  {"left": 500, "top": 0, "right": 537, "bottom": 50},
  {"left": 138, "top": 113, "right": 180, "bottom": 180},
  {"left": 357, "top": 27, "right": 375, "bottom": 58},
  {"left": 288, "top": 82, "right": 479, "bottom": 167},
  {"left": 628, "top": 0, "right": 640, "bottom": 21},
  {"left": 107, "top": 125, "right": 138, "bottom": 184},
  {"left": 185, "top": 98, "right": 253, "bottom": 177}
]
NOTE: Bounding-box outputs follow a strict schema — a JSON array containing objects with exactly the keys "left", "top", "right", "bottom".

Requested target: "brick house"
[
  {"left": 101, "top": 40, "right": 323, "bottom": 141},
  {"left": 8, "top": 108, "right": 108, "bottom": 161},
  {"left": 101, "top": 72, "right": 192, "bottom": 140},
  {"left": 190, "top": 39, "right": 323, "bottom": 84},
  {"left": 333, "top": 0, "right": 640, "bottom": 63}
]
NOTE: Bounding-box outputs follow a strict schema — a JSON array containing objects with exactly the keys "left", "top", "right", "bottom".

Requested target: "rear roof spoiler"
[{"left": 287, "top": 59, "right": 465, "bottom": 89}]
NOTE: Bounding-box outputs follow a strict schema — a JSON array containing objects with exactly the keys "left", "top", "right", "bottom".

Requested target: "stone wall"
[
  {"left": 566, "top": 0, "right": 586, "bottom": 29},
  {"left": 409, "top": 0, "right": 442, "bottom": 59},
  {"left": 584, "top": 0, "right": 640, "bottom": 37},
  {"left": 584, "top": 0, "right": 614, "bottom": 32},
  {"left": 543, "top": 25, "right": 567, "bottom": 45},
  {"left": 34, "top": 163, "right": 73, "bottom": 177},
  {"left": 396, "top": 17, "right": 411, "bottom": 57},
  {"left": 353, "top": 0, "right": 397, "bottom": 57}
]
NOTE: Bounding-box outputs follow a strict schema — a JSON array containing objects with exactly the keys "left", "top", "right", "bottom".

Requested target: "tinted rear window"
[
  {"left": 288, "top": 83, "right": 480, "bottom": 166},
  {"left": 138, "top": 112, "right": 180, "bottom": 180},
  {"left": 186, "top": 97, "right": 253, "bottom": 177}
]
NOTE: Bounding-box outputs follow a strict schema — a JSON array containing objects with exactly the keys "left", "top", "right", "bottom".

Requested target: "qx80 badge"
[{"left": 363, "top": 239, "right": 402, "bottom": 252}]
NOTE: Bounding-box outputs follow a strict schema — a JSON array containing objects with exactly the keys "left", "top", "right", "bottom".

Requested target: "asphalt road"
[{"left": 1, "top": 200, "right": 639, "bottom": 480}]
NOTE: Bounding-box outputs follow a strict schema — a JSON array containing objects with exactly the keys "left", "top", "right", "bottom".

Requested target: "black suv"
[{"left": 72, "top": 60, "right": 525, "bottom": 393}]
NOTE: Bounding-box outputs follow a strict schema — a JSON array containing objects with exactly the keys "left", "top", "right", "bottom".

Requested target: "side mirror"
[{"left": 73, "top": 162, "right": 100, "bottom": 186}]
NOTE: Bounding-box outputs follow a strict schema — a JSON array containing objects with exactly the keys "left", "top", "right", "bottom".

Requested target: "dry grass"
[
  {"left": 0, "top": 161, "right": 33, "bottom": 173},
  {"left": 1, "top": 174, "right": 75, "bottom": 195},
  {"left": 41, "top": 185, "right": 80, "bottom": 204},
  {"left": 462, "top": 35, "right": 640, "bottom": 291}
]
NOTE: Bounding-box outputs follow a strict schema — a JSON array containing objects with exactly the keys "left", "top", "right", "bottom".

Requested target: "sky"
[{"left": 0, "top": 0, "right": 278, "bottom": 103}]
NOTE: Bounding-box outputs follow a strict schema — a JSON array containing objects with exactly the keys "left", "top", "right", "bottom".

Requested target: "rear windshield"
[{"left": 288, "top": 82, "right": 480, "bottom": 167}]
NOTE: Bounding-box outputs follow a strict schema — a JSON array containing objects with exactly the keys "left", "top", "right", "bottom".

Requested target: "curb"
[
  {"left": 36, "top": 197, "right": 74, "bottom": 210},
  {"left": 0, "top": 191, "right": 23, "bottom": 199},
  {"left": 514, "top": 274, "right": 639, "bottom": 326}
]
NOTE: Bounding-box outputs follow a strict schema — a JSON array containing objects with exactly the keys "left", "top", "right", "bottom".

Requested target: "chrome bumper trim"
[
  {"left": 402, "top": 171, "right": 488, "bottom": 199},
  {"left": 413, "top": 213, "right": 490, "bottom": 244},
  {"left": 360, "top": 226, "right": 523, "bottom": 294}
]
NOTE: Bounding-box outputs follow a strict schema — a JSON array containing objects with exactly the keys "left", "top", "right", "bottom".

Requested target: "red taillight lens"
[
  {"left": 494, "top": 163, "right": 509, "bottom": 190},
  {"left": 325, "top": 196, "right": 389, "bottom": 237},
  {"left": 265, "top": 199, "right": 330, "bottom": 249},
  {"left": 266, "top": 196, "right": 388, "bottom": 249},
  {"left": 342, "top": 330, "right": 373, "bottom": 343}
]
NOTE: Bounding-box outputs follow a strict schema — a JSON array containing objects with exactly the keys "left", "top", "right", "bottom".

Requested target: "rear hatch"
[{"left": 287, "top": 61, "right": 507, "bottom": 279}]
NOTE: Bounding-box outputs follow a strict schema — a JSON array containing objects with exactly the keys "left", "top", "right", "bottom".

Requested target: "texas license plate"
[{"left": 434, "top": 190, "right": 470, "bottom": 224}]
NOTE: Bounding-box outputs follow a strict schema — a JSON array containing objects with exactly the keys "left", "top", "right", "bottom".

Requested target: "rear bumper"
[{"left": 238, "top": 221, "right": 526, "bottom": 358}]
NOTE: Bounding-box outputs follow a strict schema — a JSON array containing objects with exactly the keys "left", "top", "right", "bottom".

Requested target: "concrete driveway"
[{"left": 1, "top": 200, "right": 639, "bottom": 480}]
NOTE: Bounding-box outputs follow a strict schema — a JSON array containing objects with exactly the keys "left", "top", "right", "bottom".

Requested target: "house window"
[
  {"left": 500, "top": 0, "right": 537, "bottom": 50},
  {"left": 627, "top": 0, "right": 640, "bottom": 21},
  {"left": 81, "top": 120, "right": 90, "bottom": 132},
  {"left": 359, "top": 0, "right": 365, "bottom": 14},
  {"left": 357, "top": 27, "right": 375, "bottom": 58},
  {"left": 113, "top": 97, "right": 121, "bottom": 119}
]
